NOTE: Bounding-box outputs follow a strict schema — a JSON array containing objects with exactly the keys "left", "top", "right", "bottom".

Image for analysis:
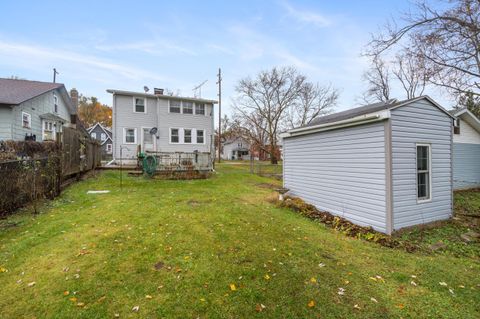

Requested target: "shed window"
[
  {"left": 196, "top": 129, "right": 204, "bottom": 144},
  {"left": 170, "top": 128, "right": 179, "bottom": 143},
  {"left": 182, "top": 101, "right": 193, "bottom": 114},
  {"left": 184, "top": 129, "right": 192, "bottom": 143},
  {"left": 170, "top": 100, "right": 181, "bottom": 113},
  {"left": 134, "top": 98, "right": 145, "bottom": 113},
  {"left": 417, "top": 144, "right": 431, "bottom": 201},
  {"left": 124, "top": 128, "right": 136, "bottom": 144},
  {"left": 195, "top": 103, "right": 205, "bottom": 115},
  {"left": 454, "top": 119, "right": 460, "bottom": 134}
]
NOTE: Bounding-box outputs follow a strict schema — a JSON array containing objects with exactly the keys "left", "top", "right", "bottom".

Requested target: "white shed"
[{"left": 282, "top": 96, "right": 455, "bottom": 234}]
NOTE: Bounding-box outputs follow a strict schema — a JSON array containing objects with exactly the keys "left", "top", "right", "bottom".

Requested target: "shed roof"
[{"left": 0, "top": 78, "right": 63, "bottom": 105}]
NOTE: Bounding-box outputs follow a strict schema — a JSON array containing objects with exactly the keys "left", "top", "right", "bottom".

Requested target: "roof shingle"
[{"left": 0, "top": 78, "right": 63, "bottom": 105}]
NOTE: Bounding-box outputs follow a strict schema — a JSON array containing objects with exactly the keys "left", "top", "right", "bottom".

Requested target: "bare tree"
[
  {"left": 366, "top": 0, "right": 480, "bottom": 98},
  {"left": 284, "top": 82, "right": 338, "bottom": 128},
  {"left": 392, "top": 51, "right": 429, "bottom": 99},
  {"left": 233, "top": 66, "right": 309, "bottom": 164},
  {"left": 362, "top": 56, "right": 391, "bottom": 103}
]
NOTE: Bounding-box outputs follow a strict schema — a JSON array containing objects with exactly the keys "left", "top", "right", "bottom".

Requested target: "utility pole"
[
  {"left": 216, "top": 68, "right": 222, "bottom": 163},
  {"left": 53, "top": 68, "right": 59, "bottom": 83}
]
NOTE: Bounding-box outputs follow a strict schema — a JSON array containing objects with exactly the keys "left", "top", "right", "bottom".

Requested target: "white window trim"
[
  {"left": 194, "top": 103, "right": 206, "bottom": 116},
  {"left": 416, "top": 143, "right": 432, "bottom": 203},
  {"left": 123, "top": 128, "right": 137, "bottom": 144},
  {"left": 183, "top": 128, "right": 193, "bottom": 144},
  {"left": 168, "top": 100, "right": 182, "bottom": 114},
  {"left": 22, "top": 111, "right": 31, "bottom": 128},
  {"left": 91, "top": 132, "right": 97, "bottom": 139},
  {"left": 106, "top": 143, "right": 112, "bottom": 153},
  {"left": 182, "top": 101, "right": 194, "bottom": 115},
  {"left": 133, "top": 97, "right": 147, "bottom": 113},
  {"left": 169, "top": 127, "right": 180, "bottom": 144},
  {"left": 196, "top": 129, "right": 205, "bottom": 144}
]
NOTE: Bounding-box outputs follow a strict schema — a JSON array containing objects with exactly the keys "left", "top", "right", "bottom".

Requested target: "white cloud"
[
  {"left": 95, "top": 40, "right": 197, "bottom": 56},
  {"left": 0, "top": 40, "right": 166, "bottom": 82},
  {"left": 281, "top": 0, "right": 331, "bottom": 28}
]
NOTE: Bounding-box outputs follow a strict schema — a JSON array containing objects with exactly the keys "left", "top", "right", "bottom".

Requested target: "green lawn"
[{"left": 0, "top": 164, "right": 479, "bottom": 318}]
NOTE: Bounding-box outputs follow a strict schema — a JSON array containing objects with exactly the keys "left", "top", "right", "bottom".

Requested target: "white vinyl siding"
[
  {"left": 390, "top": 99, "right": 452, "bottom": 230},
  {"left": 283, "top": 122, "right": 388, "bottom": 233}
]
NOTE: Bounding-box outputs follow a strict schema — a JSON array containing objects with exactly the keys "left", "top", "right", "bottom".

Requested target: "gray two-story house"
[
  {"left": 107, "top": 88, "right": 216, "bottom": 162},
  {"left": 87, "top": 122, "right": 113, "bottom": 158},
  {"left": 0, "top": 78, "right": 77, "bottom": 142}
]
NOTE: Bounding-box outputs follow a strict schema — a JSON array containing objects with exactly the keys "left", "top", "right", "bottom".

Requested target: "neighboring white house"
[
  {"left": 451, "top": 108, "right": 480, "bottom": 189},
  {"left": 107, "top": 88, "right": 216, "bottom": 162},
  {"left": 221, "top": 137, "right": 250, "bottom": 160},
  {"left": 0, "top": 78, "right": 77, "bottom": 142},
  {"left": 282, "top": 96, "right": 455, "bottom": 234}
]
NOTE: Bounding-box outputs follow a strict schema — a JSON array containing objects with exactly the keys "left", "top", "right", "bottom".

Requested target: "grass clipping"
[{"left": 278, "top": 196, "right": 418, "bottom": 252}]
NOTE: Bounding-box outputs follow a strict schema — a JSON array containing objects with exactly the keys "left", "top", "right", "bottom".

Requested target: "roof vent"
[{"left": 154, "top": 88, "right": 164, "bottom": 95}]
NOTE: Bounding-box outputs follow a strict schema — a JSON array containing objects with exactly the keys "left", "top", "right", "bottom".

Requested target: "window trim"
[
  {"left": 170, "top": 128, "right": 180, "bottom": 144},
  {"left": 123, "top": 128, "right": 137, "bottom": 144},
  {"left": 53, "top": 94, "right": 58, "bottom": 113},
  {"left": 182, "top": 101, "right": 194, "bottom": 115},
  {"left": 416, "top": 143, "right": 432, "bottom": 203},
  {"left": 22, "top": 111, "right": 31, "bottom": 129},
  {"left": 195, "top": 102, "right": 206, "bottom": 116},
  {"left": 100, "top": 133, "right": 106, "bottom": 141},
  {"left": 133, "top": 97, "right": 146, "bottom": 113},
  {"left": 168, "top": 100, "right": 181, "bottom": 114},
  {"left": 91, "top": 132, "right": 97, "bottom": 139},
  {"left": 106, "top": 143, "right": 112, "bottom": 153},
  {"left": 196, "top": 129, "right": 205, "bottom": 144}
]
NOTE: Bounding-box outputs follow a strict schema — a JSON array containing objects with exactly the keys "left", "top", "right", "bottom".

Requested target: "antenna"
[
  {"left": 193, "top": 80, "right": 208, "bottom": 98},
  {"left": 144, "top": 86, "right": 150, "bottom": 93},
  {"left": 53, "top": 68, "right": 59, "bottom": 83}
]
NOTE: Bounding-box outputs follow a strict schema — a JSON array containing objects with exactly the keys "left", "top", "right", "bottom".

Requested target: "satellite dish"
[
  {"left": 149, "top": 127, "right": 158, "bottom": 135},
  {"left": 144, "top": 86, "right": 150, "bottom": 93}
]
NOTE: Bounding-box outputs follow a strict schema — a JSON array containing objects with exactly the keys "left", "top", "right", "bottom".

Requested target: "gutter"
[{"left": 282, "top": 110, "right": 391, "bottom": 138}]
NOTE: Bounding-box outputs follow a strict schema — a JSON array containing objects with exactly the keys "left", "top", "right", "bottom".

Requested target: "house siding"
[
  {"left": 453, "top": 143, "right": 480, "bottom": 189},
  {"left": 0, "top": 106, "right": 13, "bottom": 140},
  {"left": 283, "top": 122, "right": 388, "bottom": 233},
  {"left": 9, "top": 89, "right": 71, "bottom": 141},
  {"left": 390, "top": 100, "right": 452, "bottom": 230},
  {"left": 113, "top": 94, "right": 214, "bottom": 159}
]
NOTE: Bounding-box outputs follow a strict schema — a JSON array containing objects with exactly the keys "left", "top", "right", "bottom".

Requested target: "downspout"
[{"left": 384, "top": 119, "right": 394, "bottom": 235}]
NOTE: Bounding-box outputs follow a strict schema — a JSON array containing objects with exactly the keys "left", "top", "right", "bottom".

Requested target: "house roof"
[
  {"left": 0, "top": 78, "right": 64, "bottom": 105},
  {"left": 106, "top": 89, "right": 218, "bottom": 104},
  {"left": 87, "top": 122, "right": 113, "bottom": 144},
  {"left": 285, "top": 96, "right": 454, "bottom": 138},
  {"left": 451, "top": 107, "right": 480, "bottom": 133}
]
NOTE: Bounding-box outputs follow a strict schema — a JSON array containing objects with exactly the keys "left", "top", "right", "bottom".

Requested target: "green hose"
[{"left": 143, "top": 155, "right": 157, "bottom": 176}]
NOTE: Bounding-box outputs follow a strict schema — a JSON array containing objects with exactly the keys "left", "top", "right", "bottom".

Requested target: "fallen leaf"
[
  {"left": 410, "top": 281, "right": 417, "bottom": 286},
  {"left": 439, "top": 282, "right": 448, "bottom": 286},
  {"left": 338, "top": 287, "right": 345, "bottom": 295},
  {"left": 264, "top": 274, "right": 270, "bottom": 280},
  {"left": 307, "top": 300, "right": 315, "bottom": 308},
  {"left": 76, "top": 302, "right": 85, "bottom": 307},
  {"left": 0, "top": 267, "right": 8, "bottom": 273},
  {"left": 27, "top": 281, "right": 36, "bottom": 287},
  {"left": 229, "top": 283, "right": 237, "bottom": 291},
  {"left": 354, "top": 304, "right": 361, "bottom": 310},
  {"left": 97, "top": 296, "right": 106, "bottom": 303},
  {"left": 395, "top": 304, "right": 405, "bottom": 309},
  {"left": 370, "top": 297, "right": 378, "bottom": 303},
  {"left": 69, "top": 297, "right": 78, "bottom": 302},
  {"left": 318, "top": 263, "right": 325, "bottom": 268},
  {"left": 63, "top": 291, "right": 70, "bottom": 296},
  {"left": 310, "top": 277, "right": 317, "bottom": 283},
  {"left": 449, "top": 288, "right": 455, "bottom": 295},
  {"left": 255, "top": 303, "right": 266, "bottom": 312},
  {"left": 132, "top": 305, "right": 140, "bottom": 312},
  {"left": 200, "top": 298, "right": 206, "bottom": 302},
  {"left": 145, "top": 295, "right": 153, "bottom": 299},
  {"left": 114, "top": 314, "right": 120, "bottom": 318}
]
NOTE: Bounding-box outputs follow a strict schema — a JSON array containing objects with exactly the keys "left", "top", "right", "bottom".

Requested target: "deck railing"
[{"left": 145, "top": 151, "right": 213, "bottom": 171}]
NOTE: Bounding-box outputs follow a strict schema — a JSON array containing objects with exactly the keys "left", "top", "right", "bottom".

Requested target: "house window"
[
  {"left": 101, "top": 133, "right": 106, "bottom": 141},
  {"left": 22, "top": 112, "right": 31, "bottom": 128},
  {"left": 170, "top": 100, "right": 181, "bottom": 113},
  {"left": 91, "top": 132, "right": 96, "bottom": 139},
  {"left": 134, "top": 98, "right": 145, "bottom": 113},
  {"left": 124, "top": 128, "right": 136, "bottom": 144},
  {"left": 454, "top": 119, "right": 460, "bottom": 134},
  {"left": 54, "top": 94, "right": 58, "bottom": 113},
  {"left": 196, "top": 129, "right": 204, "bottom": 144},
  {"left": 417, "top": 144, "right": 431, "bottom": 201},
  {"left": 184, "top": 129, "right": 192, "bottom": 143},
  {"left": 106, "top": 143, "right": 112, "bottom": 153},
  {"left": 170, "top": 128, "right": 179, "bottom": 143},
  {"left": 42, "top": 120, "right": 55, "bottom": 140},
  {"left": 195, "top": 103, "right": 205, "bottom": 115},
  {"left": 182, "top": 101, "right": 193, "bottom": 114}
]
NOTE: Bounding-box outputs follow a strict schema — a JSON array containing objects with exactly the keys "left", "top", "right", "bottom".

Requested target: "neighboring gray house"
[
  {"left": 0, "top": 78, "right": 77, "bottom": 142},
  {"left": 107, "top": 88, "right": 216, "bottom": 162},
  {"left": 451, "top": 108, "right": 480, "bottom": 189},
  {"left": 87, "top": 123, "right": 113, "bottom": 157},
  {"left": 221, "top": 137, "right": 250, "bottom": 160},
  {"left": 282, "top": 96, "right": 455, "bottom": 234}
]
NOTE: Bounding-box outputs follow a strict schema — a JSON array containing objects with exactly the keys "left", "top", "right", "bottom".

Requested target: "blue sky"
[{"left": 0, "top": 0, "right": 451, "bottom": 115}]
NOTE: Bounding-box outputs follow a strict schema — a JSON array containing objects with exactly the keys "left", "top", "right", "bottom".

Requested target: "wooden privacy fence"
[{"left": 0, "top": 127, "right": 101, "bottom": 216}]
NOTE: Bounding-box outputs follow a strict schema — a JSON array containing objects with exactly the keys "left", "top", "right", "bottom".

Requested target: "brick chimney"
[{"left": 70, "top": 88, "right": 79, "bottom": 109}]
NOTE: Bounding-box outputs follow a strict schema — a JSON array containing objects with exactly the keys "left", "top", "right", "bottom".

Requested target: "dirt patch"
[
  {"left": 154, "top": 261, "right": 165, "bottom": 270},
  {"left": 187, "top": 199, "right": 212, "bottom": 207},
  {"left": 278, "top": 196, "right": 418, "bottom": 252},
  {"left": 255, "top": 183, "right": 280, "bottom": 190}
]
